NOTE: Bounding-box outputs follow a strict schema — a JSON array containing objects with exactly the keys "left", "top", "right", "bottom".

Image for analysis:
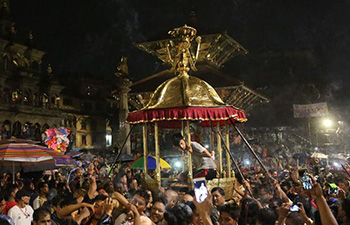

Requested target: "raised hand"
[
  {"left": 104, "top": 198, "right": 114, "bottom": 216},
  {"left": 193, "top": 192, "right": 213, "bottom": 225},
  {"left": 309, "top": 175, "right": 323, "bottom": 200}
]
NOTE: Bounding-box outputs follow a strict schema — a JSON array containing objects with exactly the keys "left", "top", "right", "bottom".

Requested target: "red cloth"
[
  {"left": 311, "top": 199, "right": 318, "bottom": 210},
  {"left": 4, "top": 201, "right": 17, "bottom": 215},
  {"left": 127, "top": 106, "right": 247, "bottom": 128},
  {"left": 194, "top": 169, "right": 209, "bottom": 178}
]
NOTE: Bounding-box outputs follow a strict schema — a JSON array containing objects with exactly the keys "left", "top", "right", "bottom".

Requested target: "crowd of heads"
[{"left": 0, "top": 152, "right": 350, "bottom": 225}]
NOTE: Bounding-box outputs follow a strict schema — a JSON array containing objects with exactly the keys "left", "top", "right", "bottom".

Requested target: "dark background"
[{"left": 9, "top": 0, "right": 350, "bottom": 127}]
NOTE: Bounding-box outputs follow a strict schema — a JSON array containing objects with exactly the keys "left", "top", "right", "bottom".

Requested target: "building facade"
[{"left": 0, "top": 2, "right": 121, "bottom": 151}]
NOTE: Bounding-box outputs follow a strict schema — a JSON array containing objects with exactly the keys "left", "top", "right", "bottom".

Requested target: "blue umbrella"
[{"left": 130, "top": 156, "right": 172, "bottom": 169}]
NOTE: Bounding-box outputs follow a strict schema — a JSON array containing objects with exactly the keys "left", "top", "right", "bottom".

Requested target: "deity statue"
[{"left": 115, "top": 56, "right": 129, "bottom": 79}]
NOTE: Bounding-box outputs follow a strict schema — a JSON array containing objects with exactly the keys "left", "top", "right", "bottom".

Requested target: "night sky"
[{"left": 9, "top": 0, "right": 350, "bottom": 126}]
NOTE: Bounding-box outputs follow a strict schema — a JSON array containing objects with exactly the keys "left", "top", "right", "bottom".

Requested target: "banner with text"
[{"left": 293, "top": 102, "right": 328, "bottom": 118}]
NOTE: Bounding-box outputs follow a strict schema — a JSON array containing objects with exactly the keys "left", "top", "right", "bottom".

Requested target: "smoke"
[{"left": 325, "top": 80, "right": 343, "bottom": 101}]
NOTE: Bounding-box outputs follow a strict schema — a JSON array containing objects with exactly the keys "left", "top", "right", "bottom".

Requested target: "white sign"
[{"left": 293, "top": 102, "right": 328, "bottom": 118}]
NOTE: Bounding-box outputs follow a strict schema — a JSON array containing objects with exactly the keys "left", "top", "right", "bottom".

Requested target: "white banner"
[{"left": 293, "top": 102, "right": 328, "bottom": 118}]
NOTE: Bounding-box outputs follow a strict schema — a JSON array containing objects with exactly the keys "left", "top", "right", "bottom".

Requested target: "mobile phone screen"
[
  {"left": 328, "top": 188, "right": 338, "bottom": 195},
  {"left": 300, "top": 172, "right": 312, "bottom": 190},
  {"left": 193, "top": 178, "right": 208, "bottom": 203},
  {"left": 290, "top": 204, "right": 300, "bottom": 212}
]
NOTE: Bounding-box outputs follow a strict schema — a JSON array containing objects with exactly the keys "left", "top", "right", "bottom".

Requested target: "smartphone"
[
  {"left": 328, "top": 188, "right": 339, "bottom": 195},
  {"left": 300, "top": 172, "right": 312, "bottom": 190},
  {"left": 290, "top": 204, "right": 300, "bottom": 212},
  {"left": 193, "top": 177, "right": 208, "bottom": 203}
]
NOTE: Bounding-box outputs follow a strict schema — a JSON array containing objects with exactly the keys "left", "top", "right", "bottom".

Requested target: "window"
[
  {"left": 91, "top": 136, "right": 96, "bottom": 146},
  {"left": 81, "top": 120, "right": 87, "bottom": 130},
  {"left": 82, "top": 135, "right": 86, "bottom": 146}
]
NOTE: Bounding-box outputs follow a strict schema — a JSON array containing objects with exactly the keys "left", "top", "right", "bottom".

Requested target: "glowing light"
[
  {"left": 323, "top": 119, "right": 332, "bottom": 128},
  {"left": 204, "top": 144, "right": 209, "bottom": 149},
  {"left": 174, "top": 161, "right": 182, "bottom": 168},
  {"left": 333, "top": 162, "right": 341, "bottom": 168},
  {"left": 243, "top": 159, "right": 251, "bottom": 166},
  {"left": 106, "top": 134, "right": 112, "bottom": 146}
]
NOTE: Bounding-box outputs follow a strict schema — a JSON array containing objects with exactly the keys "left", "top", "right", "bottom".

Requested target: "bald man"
[{"left": 164, "top": 190, "right": 178, "bottom": 210}]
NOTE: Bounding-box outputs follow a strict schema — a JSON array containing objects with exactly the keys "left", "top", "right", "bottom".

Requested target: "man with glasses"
[{"left": 8, "top": 190, "right": 34, "bottom": 225}]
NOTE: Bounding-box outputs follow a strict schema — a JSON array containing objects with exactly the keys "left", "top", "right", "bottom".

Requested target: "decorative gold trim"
[{"left": 127, "top": 114, "right": 247, "bottom": 125}]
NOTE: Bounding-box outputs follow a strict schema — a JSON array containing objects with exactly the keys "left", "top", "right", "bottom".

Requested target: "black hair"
[
  {"left": 5, "top": 185, "right": 17, "bottom": 201},
  {"left": 51, "top": 195, "right": 64, "bottom": 207},
  {"left": 103, "top": 181, "right": 114, "bottom": 194},
  {"left": 0, "top": 193, "right": 5, "bottom": 202},
  {"left": 48, "top": 179, "right": 57, "bottom": 189},
  {"left": 56, "top": 182, "right": 66, "bottom": 191},
  {"left": 257, "top": 183, "right": 273, "bottom": 194},
  {"left": 153, "top": 197, "right": 166, "bottom": 205},
  {"left": 171, "top": 133, "right": 184, "bottom": 147},
  {"left": 256, "top": 208, "right": 277, "bottom": 225},
  {"left": 219, "top": 204, "right": 239, "bottom": 221},
  {"left": 168, "top": 203, "right": 193, "bottom": 225},
  {"left": 238, "top": 198, "right": 260, "bottom": 225},
  {"left": 268, "top": 197, "right": 282, "bottom": 207},
  {"left": 59, "top": 198, "right": 77, "bottom": 208},
  {"left": 94, "top": 194, "right": 107, "bottom": 202},
  {"left": 280, "top": 181, "right": 292, "bottom": 190},
  {"left": 164, "top": 211, "right": 177, "bottom": 225},
  {"left": 135, "top": 189, "right": 150, "bottom": 203},
  {"left": 15, "top": 189, "right": 29, "bottom": 202},
  {"left": 33, "top": 207, "right": 50, "bottom": 222},
  {"left": 0, "top": 216, "right": 12, "bottom": 225},
  {"left": 268, "top": 197, "right": 282, "bottom": 219},
  {"left": 38, "top": 182, "right": 47, "bottom": 190},
  {"left": 211, "top": 187, "right": 225, "bottom": 196}
]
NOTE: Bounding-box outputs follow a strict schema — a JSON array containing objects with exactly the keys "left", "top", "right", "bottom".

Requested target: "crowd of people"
[{"left": 0, "top": 139, "right": 350, "bottom": 225}]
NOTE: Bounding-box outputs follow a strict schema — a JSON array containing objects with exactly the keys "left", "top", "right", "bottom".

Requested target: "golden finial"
[
  {"left": 47, "top": 64, "right": 52, "bottom": 74},
  {"left": 115, "top": 56, "right": 129, "bottom": 78},
  {"left": 28, "top": 30, "right": 33, "bottom": 40},
  {"left": 10, "top": 23, "right": 16, "bottom": 35},
  {"left": 168, "top": 25, "right": 199, "bottom": 72},
  {"left": 168, "top": 24, "right": 197, "bottom": 41}
]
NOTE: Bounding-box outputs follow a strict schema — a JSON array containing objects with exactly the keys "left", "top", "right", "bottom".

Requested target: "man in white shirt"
[
  {"left": 8, "top": 190, "right": 34, "bottom": 225},
  {"left": 172, "top": 133, "right": 217, "bottom": 180},
  {"left": 33, "top": 182, "right": 49, "bottom": 210}
]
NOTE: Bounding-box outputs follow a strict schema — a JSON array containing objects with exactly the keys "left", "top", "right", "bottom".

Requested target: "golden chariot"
[{"left": 126, "top": 25, "right": 254, "bottom": 198}]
